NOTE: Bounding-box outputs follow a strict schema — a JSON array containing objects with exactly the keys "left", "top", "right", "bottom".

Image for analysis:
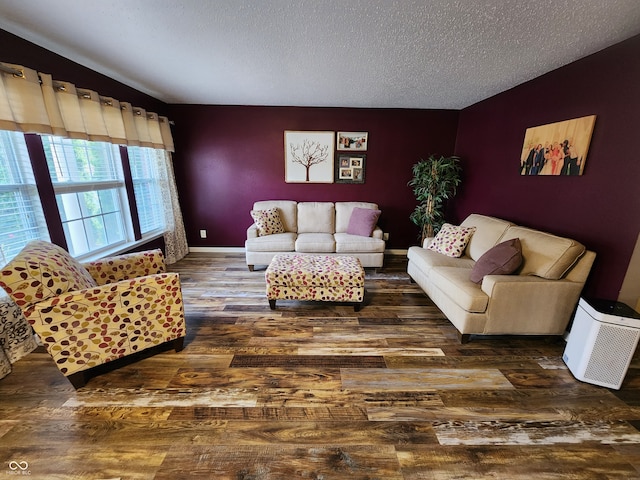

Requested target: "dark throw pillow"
[{"left": 469, "top": 238, "right": 523, "bottom": 284}]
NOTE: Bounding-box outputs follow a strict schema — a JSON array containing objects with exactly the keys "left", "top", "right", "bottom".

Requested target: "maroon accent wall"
[
  {"left": 454, "top": 34, "right": 640, "bottom": 299},
  {"left": 168, "top": 105, "right": 459, "bottom": 249}
]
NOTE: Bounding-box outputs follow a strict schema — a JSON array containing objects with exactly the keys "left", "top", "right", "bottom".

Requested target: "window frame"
[{"left": 41, "top": 135, "right": 134, "bottom": 260}]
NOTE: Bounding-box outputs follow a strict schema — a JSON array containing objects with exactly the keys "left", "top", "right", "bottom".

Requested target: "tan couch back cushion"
[
  {"left": 335, "top": 202, "right": 379, "bottom": 233},
  {"left": 499, "top": 226, "right": 586, "bottom": 280},
  {"left": 298, "top": 202, "right": 335, "bottom": 233},
  {"left": 253, "top": 200, "right": 297, "bottom": 233},
  {"left": 460, "top": 214, "right": 514, "bottom": 261}
]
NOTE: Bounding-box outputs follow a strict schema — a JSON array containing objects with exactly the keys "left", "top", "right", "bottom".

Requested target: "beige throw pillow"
[
  {"left": 427, "top": 223, "right": 476, "bottom": 258},
  {"left": 250, "top": 208, "right": 285, "bottom": 236}
]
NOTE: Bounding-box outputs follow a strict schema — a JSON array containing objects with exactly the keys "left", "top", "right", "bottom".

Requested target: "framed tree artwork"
[
  {"left": 284, "top": 131, "right": 335, "bottom": 183},
  {"left": 335, "top": 154, "right": 366, "bottom": 184}
]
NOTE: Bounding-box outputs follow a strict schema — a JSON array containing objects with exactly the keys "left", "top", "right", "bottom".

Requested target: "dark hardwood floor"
[{"left": 1, "top": 252, "right": 639, "bottom": 479}]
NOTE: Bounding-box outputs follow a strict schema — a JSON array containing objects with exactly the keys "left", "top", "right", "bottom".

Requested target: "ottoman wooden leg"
[{"left": 269, "top": 299, "right": 276, "bottom": 310}]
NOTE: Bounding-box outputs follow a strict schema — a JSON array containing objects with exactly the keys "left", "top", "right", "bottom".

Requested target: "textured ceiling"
[{"left": 1, "top": 0, "right": 640, "bottom": 109}]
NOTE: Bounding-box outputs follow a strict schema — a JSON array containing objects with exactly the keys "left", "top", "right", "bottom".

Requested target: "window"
[
  {"left": 41, "top": 135, "right": 131, "bottom": 258},
  {"left": 0, "top": 130, "right": 170, "bottom": 263},
  {"left": 0, "top": 130, "right": 49, "bottom": 264},
  {"left": 127, "top": 147, "right": 165, "bottom": 234}
]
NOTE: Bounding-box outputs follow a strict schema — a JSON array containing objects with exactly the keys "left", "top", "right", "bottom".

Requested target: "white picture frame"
[{"left": 284, "top": 131, "right": 335, "bottom": 183}]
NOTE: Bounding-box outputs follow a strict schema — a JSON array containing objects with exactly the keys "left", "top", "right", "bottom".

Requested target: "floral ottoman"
[{"left": 266, "top": 254, "right": 365, "bottom": 311}]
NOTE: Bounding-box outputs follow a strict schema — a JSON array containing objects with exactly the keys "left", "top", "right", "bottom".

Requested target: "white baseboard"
[
  {"left": 188, "top": 246, "right": 245, "bottom": 253},
  {"left": 188, "top": 246, "right": 408, "bottom": 256}
]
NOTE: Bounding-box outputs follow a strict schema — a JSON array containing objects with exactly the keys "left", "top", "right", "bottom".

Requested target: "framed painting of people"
[{"left": 520, "top": 115, "right": 596, "bottom": 176}]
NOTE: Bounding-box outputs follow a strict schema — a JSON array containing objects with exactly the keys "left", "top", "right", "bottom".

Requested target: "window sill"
[{"left": 75, "top": 231, "right": 165, "bottom": 263}]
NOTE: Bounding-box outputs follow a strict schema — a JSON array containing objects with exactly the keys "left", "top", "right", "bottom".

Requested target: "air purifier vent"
[{"left": 583, "top": 323, "right": 640, "bottom": 387}]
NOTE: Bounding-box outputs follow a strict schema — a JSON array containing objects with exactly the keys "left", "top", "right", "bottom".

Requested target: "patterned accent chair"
[{"left": 0, "top": 241, "right": 186, "bottom": 388}]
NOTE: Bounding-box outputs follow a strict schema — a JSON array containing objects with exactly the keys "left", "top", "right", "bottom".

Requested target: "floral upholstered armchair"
[{"left": 0, "top": 241, "right": 186, "bottom": 388}]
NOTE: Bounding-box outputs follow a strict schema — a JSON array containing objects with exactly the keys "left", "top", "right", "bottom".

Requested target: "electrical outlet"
[
  {"left": 199, "top": 229, "right": 207, "bottom": 238},
  {"left": 383, "top": 232, "right": 389, "bottom": 241}
]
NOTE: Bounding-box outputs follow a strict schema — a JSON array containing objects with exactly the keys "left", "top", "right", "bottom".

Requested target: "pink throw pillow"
[{"left": 346, "top": 207, "right": 381, "bottom": 237}]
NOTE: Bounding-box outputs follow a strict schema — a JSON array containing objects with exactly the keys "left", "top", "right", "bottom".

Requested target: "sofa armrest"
[
  {"left": 480, "top": 275, "right": 584, "bottom": 335},
  {"left": 26, "top": 273, "right": 185, "bottom": 376},
  {"left": 422, "top": 237, "right": 435, "bottom": 248},
  {"left": 247, "top": 224, "right": 259, "bottom": 239},
  {"left": 372, "top": 226, "right": 384, "bottom": 240},
  {"left": 82, "top": 249, "right": 166, "bottom": 285}
]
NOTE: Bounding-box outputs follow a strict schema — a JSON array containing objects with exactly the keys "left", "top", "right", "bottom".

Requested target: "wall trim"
[{"left": 188, "top": 246, "right": 408, "bottom": 256}]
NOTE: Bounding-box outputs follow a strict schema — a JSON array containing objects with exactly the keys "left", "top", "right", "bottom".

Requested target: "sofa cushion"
[
  {"left": 407, "top": 245, "right": 476, "bottom": 271},
  {"left": 499, "top": 226, "right": 586, "bottom": 280},
  {"left": 245, "top": 232, "right": 297, "bottom": 252},
  {"left": 253, "top": 200, "right": 297, "bottom": 232},
  {"left": 335, "top": 202, "right": 379, "bottom": 233},
  {"left": 250, "top": 207, "right": 285, "bottom": 236},
  {"left": 346, "top": 207, "right": 381, "bottom": 237},
  {"left": 335, "top": 233, "right": 386, "bottom": 253},
  {"left": 295, "top": 233, "right": 335, "bottom": 253},
  {"left": 469, "top": 238, "right": 523, "bottom": 284},
  {"left": 429, "top": 266, "right": 489, "bottom": 313},
  {"left": 0, "top": 240, "right": 97, "bottom": 313},
  {"left": 461, "top": 214, "right": 515, "bottom": 261},
  {"left": 298, "top": 202, "right": 335, "bottom": 234},
  {"left": 427, "top": 223, "right": 476, "bottom": 258}
]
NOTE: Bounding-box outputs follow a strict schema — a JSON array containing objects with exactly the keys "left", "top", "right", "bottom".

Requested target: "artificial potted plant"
[{"left": 408, "top": 154, "right": 462, "bottom": 244}]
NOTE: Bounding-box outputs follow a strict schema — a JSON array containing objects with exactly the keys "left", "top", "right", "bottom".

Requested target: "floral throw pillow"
[
  {"left": 250, "top": 208, "right": 285, "bottom": 236},
  {"left": 427, "top": 223, "right": 476, "bottom": 258}
]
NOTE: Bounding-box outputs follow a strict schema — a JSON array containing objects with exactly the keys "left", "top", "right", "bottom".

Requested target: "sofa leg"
[
  {"left": 248, "top": 265, "right": 254, "bottom": 272},
  {"left": 269, "top": 299, "right": 276, "bottom": 310},
  {"left": 458, "top": 333, "right": 471, "bottom": 344},
  {"left": 67, "top": 371, "right": 88, "bottom": 389}
]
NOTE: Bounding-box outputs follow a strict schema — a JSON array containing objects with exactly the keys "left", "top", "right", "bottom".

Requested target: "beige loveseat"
[
  {"left": 246, "top": 200, "right": 386, "bottom": 271},
  {"left": 407, "top": 214, "right": 595, "bottom": 342}
]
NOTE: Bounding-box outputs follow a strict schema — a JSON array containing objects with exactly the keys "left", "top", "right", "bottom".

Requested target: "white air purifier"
[{"left": 563, "top": 298, "right": 640, "bottom": 389}]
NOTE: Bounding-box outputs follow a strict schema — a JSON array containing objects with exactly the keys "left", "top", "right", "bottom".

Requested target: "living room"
[
  {"left": 0, "top": 1, "right": 640, "bottom": 478},
  {"left": 2, "top": 7, "right": 639, "bottom": 306}
]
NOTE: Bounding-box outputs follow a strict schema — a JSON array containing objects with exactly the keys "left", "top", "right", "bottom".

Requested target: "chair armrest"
[
  {"left": 82, "top": 249, "right": 166, "bottom": 285},
  {"left": 26, "top": 273, "right": 185, "bottom": 376}
]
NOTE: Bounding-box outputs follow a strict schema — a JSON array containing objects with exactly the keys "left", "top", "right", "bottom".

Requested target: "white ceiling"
[{"left": 1, "top": 0, "right": 640, "bottom": 109}]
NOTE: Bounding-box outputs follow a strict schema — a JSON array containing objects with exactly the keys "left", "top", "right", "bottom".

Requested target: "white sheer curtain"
[
  {"left": 159, "top": 152, "right": 188, "bottom": 264},
  {"left": 0, "top": 61, "right": 187, "bottom": 262}
]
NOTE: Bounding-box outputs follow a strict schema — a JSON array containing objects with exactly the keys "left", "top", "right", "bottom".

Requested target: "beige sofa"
[
  {"left": 246, "top": 200, "right": 386, "bottom": 270},
  {"left": 407, "top": 214, "right": 595, "bottom": 342}
]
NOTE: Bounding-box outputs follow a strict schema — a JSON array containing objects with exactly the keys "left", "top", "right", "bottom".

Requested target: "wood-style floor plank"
[{"left": 1, "top": 252, "right": 639, "bottom": 479}]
